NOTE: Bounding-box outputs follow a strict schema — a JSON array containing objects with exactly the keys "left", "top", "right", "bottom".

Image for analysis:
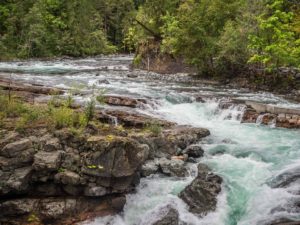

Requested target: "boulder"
[
  {"left": 182, "top": 145, "right": 204, "bottom": 158},
  {"left": 133, "top": 125, "right": 210, "bottom": 158},
  {"left": 84, "top": 136, "right": 149, "bottom": 178},
  {"left": 0, "top": 148, "right": 35, "bottom": 171},
  {"left": 33, "top": 151, "right": 63, "bottom": 171},
  {"left": 269, "top": 218, "right": 300, "bottom": 225},
  {"left": 44, "top": 138, "right": 62, "bottom": 152},
  {"left": 4, "top": 167, "right": 32, "bottom": 194},
  {"left": 159, "top": 158, "right": 188, "bottom": 177},
  {"left": 54, "top": 171, "right": 81, "bottom": 185},
  {"left": 163, "top": 126, "right": 210, "bottom": 150},
  {"left": 179, "top": 164, "right": 222, "bottom": 215},
  {"left": 1, "top": 138, "right": 32, "bottom": 158},
  {"left": 96, "top": 110, "right": 174, "bottom": 128},
  {"left": 141, "top": 160, "right": 159, "bottom": 177},
  {"left": 104, "top": 95, "right": 147, "bottom": 108},
  {"left": 152, "top": 205, "right": 179, "bottom": 225},
  {"left": 84, "top": 186, "right": 108, "bottom": 197}
]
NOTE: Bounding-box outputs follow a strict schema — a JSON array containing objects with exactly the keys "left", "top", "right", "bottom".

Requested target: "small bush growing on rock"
[
  {"left": 64, "top": 95, "right": 75, "bottom": 108},
  {"left": 50, "top": 106, "right": 74, "bottom": 129},
  {"left": 15, "top": 117, "right": 27, "bottom": 133},
  {"left": 146, "top": 122, "right": 162, "bottom": 136},
  {"left": 116, "top": 125, "right": 125, "bottom": 132},
  {"left": 72, "top": 112, "right": 87, "bottom": 128},
  {"left": 0, "top": 112, "right": 5, "bottom": 128},
  {"left": 0, "top": 95, "right": 27, "bottom": 117},
  {"left": 27, "top": 213, "right": 40, "bottom": 223},
  {"left": 58, "top": 168, "right": 65, "bottom": 173},
  {"left": 84, "top": 99, "right": 96, "bottom": 122},
  {"left": 96, "top": 89, "right": 107, "bottom": 105}
]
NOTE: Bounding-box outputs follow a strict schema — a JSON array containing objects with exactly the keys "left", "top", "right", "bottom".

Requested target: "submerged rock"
[
  {"left": 268, "top": 218, "right": 300, "bottom": 225},
  {"left": 152, "top": 205, "right": 179, "bottom": 225},
  {"left": 182, "top": 145, "right": 204, "bottom": 158},
  {"left": 179, "top": 164, "right": 222, "bottom": 215}
]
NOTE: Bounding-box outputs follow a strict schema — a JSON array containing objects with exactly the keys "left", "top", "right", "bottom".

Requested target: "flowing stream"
[{"left": 0, "top": 56, "right": 300, "bottom": 225}]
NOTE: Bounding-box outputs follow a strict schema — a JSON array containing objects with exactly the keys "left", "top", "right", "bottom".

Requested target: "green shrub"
[
  {"left": 0, "top": 95, "right": 27, "bottom": 117},
  {"left": 64, "top": 95, "right": 74, "bottom": 108},
  {"left": 15, "top": 117, "right": 28, "bottom": 133},
  {"left": 146, "top": 122, "right": 162, "bottom": 136},
  {"left": 72, "top": 112, "right": 87, "bottom": 128},
  {"left": 0, "top": 112, "right": 5, "bottom": 128},
  {"left": 84, "top": 99, "right": 96, "bottom": 122},
  {"left": 50, "top": 106, "right": 74, "bottom": 129}
]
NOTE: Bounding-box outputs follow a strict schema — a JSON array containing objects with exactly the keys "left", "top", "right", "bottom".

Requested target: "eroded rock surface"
[
  {"left": 152, "top": 205, "right": 179, "bottom": 225},
  {"left": 0, "top": 123, "right": 211, "bottom": 224},
  {"left": 179, "top": 164, "right": 222, "bottom": 216}
]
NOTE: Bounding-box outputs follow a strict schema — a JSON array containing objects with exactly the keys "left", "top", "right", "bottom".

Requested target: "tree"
[{"left": 248, "top": 0, "right": 300, "bottom": 69}]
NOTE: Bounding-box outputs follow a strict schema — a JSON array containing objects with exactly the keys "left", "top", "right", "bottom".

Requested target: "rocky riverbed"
[{"left": 0, "top": 56, "right": 300, "bottom": 225}]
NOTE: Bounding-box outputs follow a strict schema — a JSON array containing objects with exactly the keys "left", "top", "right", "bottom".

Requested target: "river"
[{"left": 0, "top": 55, "right": 299, "bottom": 225}]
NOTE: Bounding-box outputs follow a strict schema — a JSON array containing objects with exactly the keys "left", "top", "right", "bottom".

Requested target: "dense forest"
[{"left": 0, "top": 0, "right": 299, "bottom": 77}]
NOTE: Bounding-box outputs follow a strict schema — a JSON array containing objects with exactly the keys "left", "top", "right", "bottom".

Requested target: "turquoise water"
[{"left": 155, "top": 101, "right": 300, "bottom": 225}]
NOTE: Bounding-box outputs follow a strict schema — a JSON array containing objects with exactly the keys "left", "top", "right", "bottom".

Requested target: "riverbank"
[{"left": 0, "top": 86, "right": 217, "bottom": 224}]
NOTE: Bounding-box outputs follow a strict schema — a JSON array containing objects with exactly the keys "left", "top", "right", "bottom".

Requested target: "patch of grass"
[
  {"left": 58, "top": 168, "right": 65, "bottom": 173},
  {"left": 0, "top": 112, "right": 5, "bottom": 128},
  {"left": 64, "top": 94, "right": 75, "bottom": 108},
  {"left": 49, "top": 106, "right": 75, "bottom": 129},
  {"left": 116, "top": 125, "right": 125, "bottom": 132},
  {"left": 96, "top": 89, "right": 107, "bottom": 105},
  {"left": 146, "top": 122, "right": 162, "bottom": 136},
  {"left": 0, "top": 95, "right": 27, "bottom": 117},
  {"left": 84, "top": 99, "right": 96, "bottom": 122}
]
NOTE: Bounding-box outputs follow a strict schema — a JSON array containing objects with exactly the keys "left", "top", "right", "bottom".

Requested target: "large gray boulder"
[
  {"left": 159, "top": 158, "right": 188, "bottom": 177},
  {"left": 54, "top": 171, "right": 81, "bottom": 185},
  {"left": 141, "top": 160, "right": 159, "bottom": 177},
  {"left": 1, "top": 138, "right": 32, "bottom": 158},
  {"left": 33, "top": 151, "right": 63, "bottom": 171},
  {"left": 179, "top": 164, "right": 222, "bottom": 215},
  {"left": 83, "top": 136, "right": 149, "bottom": 178}
]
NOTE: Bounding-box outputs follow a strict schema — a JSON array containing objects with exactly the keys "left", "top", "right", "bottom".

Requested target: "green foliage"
[
  {"left": 95, "top": 89, "right": 107, "bottom": 105},
  {"left": 248, "top": 0, "right": 300, "bottom": 69},
  {"left": 146, "top": 122, "right": 162, "bottom": 136},
  {"left": 49, "top": 106, "right": 74, "bottom": 129},
  {"left": 58, "top": 168, "right": 65, "bottom": 173},
  {"left": 64, "top": 95, "right": 75, "bottom": 108},
  {"left": 84, "top": 99, "right": 96, "bottom": 122},
  {"left": 0, "top": 0, "right": 138, "bottom": 59},
  {"left": 0, "top": 94, "right": 31, "bottom": 118},
  {"left": 27, "top": 213, "right": 40, "bottom": 223},
  {"left": 0, "top": 0, "right": 299, "bottom": 83}
]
